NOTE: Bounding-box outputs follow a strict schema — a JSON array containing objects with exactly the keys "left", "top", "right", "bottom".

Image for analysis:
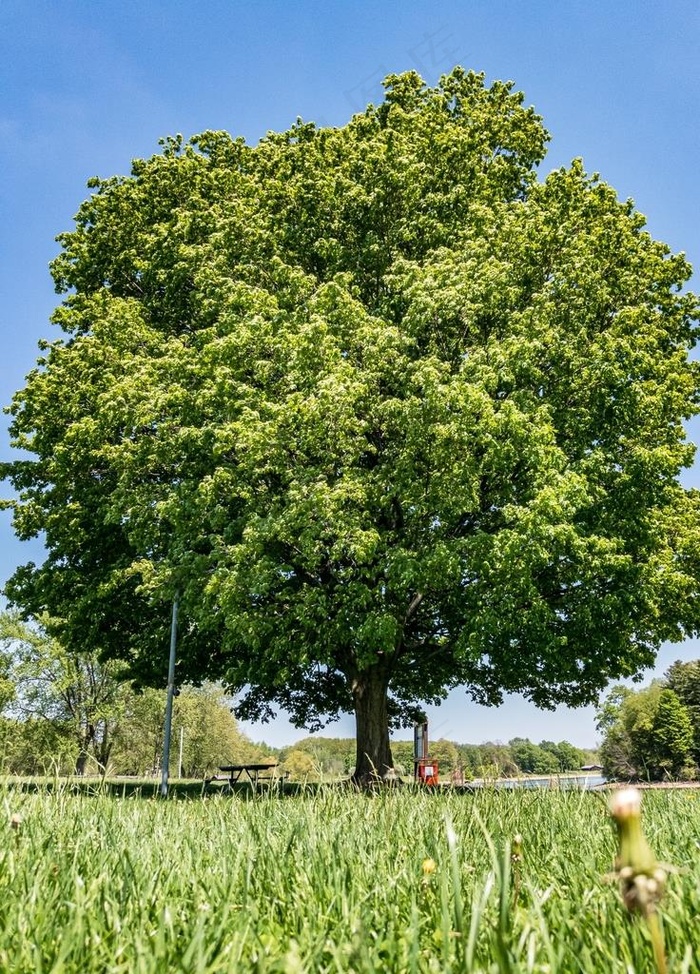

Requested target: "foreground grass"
[{"left": 1, "top": 785, "right": 699, "bottom": 973}]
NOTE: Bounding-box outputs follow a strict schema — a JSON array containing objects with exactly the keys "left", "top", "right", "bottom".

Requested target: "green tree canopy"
[
  {"left": 279, "top": 748, "right": 316, "bottom": 782},
  {"left": 508, "top": 737, "right": 559, "bottom": 775},
  {"left": 0, "top": 611, "right": 129, "bottom": 774},
  {"left": 538, "top": 739, "right": 586, "bottom": 772},
  {"left": 0, "top": 643, "right": 13, "bottom": 714},
  {"left": 665, "top": 658, "right": 700, "bottom": 764},
  {"left": 3, "top": 68, "right": 700, "bottom": 780},
  {"left": 597, "top": 680, "right": 697, "bottom": 781},
  {"left": 109, "top": 683, "right": 267, "bottom": 777}
]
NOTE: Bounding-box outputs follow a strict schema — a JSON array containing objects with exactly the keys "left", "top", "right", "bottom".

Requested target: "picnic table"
[{"left": 217, "top": 763, "right": 281, "bottom": 791}]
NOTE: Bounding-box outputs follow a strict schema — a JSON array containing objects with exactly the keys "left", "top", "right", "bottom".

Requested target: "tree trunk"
[
  {"left": 75, "top": 723, "right": 95, "bottom": 775},
  {"left": 94, "top": 721, "right": 113, "bottom": 773},
  {"left": 351, "top": 667, "right": 394, "bottom": 785},
  {"left": 75, "top": 748, "right": 89, "bottom": 776}
]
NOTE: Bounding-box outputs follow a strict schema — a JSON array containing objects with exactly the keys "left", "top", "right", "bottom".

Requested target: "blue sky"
[{"left": 1, "top": 1, "right": 699, "bottom": 749}]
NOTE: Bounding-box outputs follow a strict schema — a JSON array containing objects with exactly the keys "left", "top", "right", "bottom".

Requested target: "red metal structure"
[{"left": 413, "top": 722, "right": 439, "bottom": 785}]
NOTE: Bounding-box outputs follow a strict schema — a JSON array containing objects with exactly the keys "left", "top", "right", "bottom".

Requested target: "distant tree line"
[
  {"left": 0, "top": 612, "right": 271, "bottom": 776},
  {"left": 596, "top": 660, "right": 700, "bottom": 782},
  {"left": 277, "top": 735, "right": 596, "bottom": 781}
]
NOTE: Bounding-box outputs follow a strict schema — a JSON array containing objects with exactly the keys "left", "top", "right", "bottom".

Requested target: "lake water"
[{"left": 467, "top": 775, "right": 607, "bottom": 790}]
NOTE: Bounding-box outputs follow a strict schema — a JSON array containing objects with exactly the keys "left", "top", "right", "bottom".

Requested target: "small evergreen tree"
[
  {"left": 652, "top": 688, "right": 696, "bottom": 779},
  {"left": 665, "top": 659, "right": 700, "bottom": 764}
]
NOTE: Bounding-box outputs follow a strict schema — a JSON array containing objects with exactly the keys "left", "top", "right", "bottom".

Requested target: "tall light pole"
[{"left": 160, "top": 593, "right": 179, "bottom": 798}]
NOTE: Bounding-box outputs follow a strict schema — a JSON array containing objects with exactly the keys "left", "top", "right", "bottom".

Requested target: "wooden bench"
[{"left": 212, "top": 763, "right": 286, "bottom": 792}]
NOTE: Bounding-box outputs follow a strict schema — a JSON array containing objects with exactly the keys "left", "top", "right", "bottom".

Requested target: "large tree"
[
  {"left": 597, "top": 681, "right": 697, "bottom": 781},
  {"left": 3, "top": 69, "right": 700, "bottom": 781},
  {"left": 665, "top": 658, "right": 700, "bottom": 763},
  {"left": 0, "top": 611, "right": 129, "bottom": 774},
  {"left": 0, "top": 645, "right": 14, "bottom": 714},
  {"left": 107, "top": 683, "right": 267, "bottom": 777}
]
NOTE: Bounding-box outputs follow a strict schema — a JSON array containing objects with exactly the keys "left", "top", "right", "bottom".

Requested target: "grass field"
[{"left": 1, "top": 783, "right": 699, "bottom": 973}]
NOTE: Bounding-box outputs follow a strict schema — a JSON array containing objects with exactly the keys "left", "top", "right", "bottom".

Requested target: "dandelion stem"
[{"left": 647, "top": 913, "right": 667, "bottom": 974}]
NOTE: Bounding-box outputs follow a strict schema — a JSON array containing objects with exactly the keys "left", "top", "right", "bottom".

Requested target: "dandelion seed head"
[{"left": 610, "top": 787, "right": 641, "bottom": 821}]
